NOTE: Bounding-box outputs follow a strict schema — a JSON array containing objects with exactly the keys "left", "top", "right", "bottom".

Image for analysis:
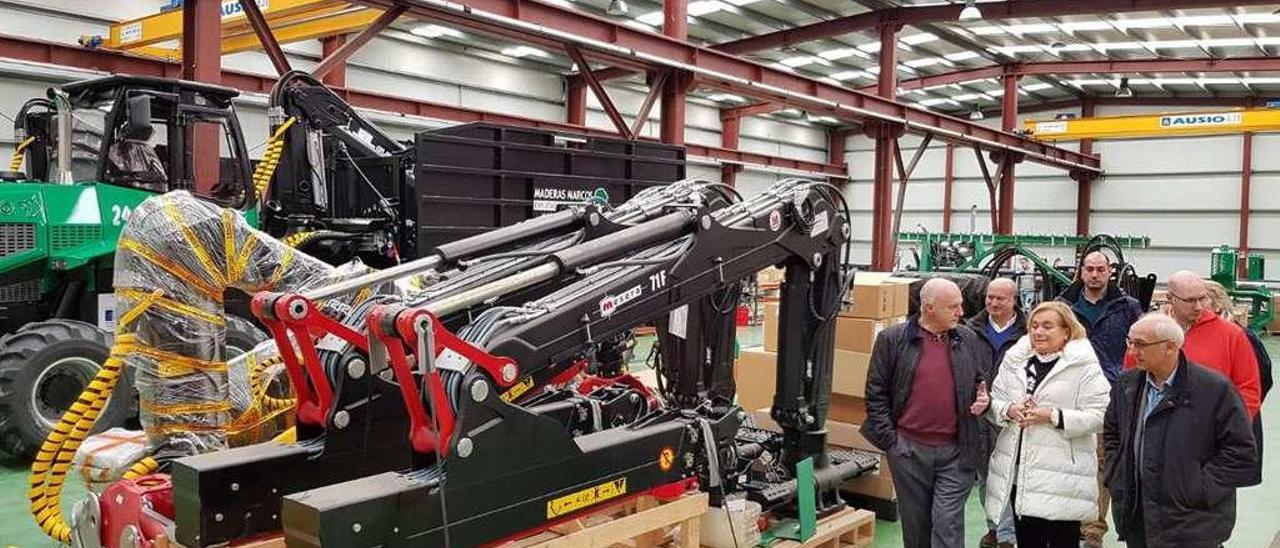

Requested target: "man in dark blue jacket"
[{"left": 1057, "top": 251, "right": 1143, "bottom": 547}]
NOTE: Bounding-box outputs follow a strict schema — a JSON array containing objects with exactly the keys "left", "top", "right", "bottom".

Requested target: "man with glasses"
[
  {"left": 1165, "top": 271, "right": 1261, "bottom": 421},
  {"left": 1057, "top": 251, "right": 1143, "bottom": 547},
  {"left": 1105, "top": 313, "right": 1257, "bottom": 548}
]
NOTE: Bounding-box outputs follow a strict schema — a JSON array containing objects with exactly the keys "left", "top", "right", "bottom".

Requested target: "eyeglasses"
[
  {"left": 1168, "top": 292, "right": 1210, "bottom": 304},
  {"left": 1126, "top": 337, "right": 1169, "bottom": 349}
]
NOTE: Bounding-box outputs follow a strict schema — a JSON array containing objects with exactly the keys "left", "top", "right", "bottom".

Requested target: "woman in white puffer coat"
[{"left": 984, "top": 301, "right": 1111, "bottom": 548}]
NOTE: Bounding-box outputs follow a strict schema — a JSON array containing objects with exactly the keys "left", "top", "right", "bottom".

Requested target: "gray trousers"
[{"left": 887, "top": 436, "right": 975, "bottom": 548}]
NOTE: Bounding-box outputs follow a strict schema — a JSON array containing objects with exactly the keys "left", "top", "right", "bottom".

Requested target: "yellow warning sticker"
[
  {"left": 658, "top": 447, "right": 675, "bottom": 472},
  {"left": 500, "top": 375, "right": 535, "bottom": 402},
  {"left": 546, "top": 478, "right": 628, "bottom": 519}
]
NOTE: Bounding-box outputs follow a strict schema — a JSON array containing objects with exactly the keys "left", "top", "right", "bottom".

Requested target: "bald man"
[
  {"left": 863, "top": 278, "right": 994, "bottom": 548},
  {"left": 1057, "top": 251, "right": 1143, "bottom": 547},
  {"left": 1165, "top": 270, "right": 1261, "bottom": 418},
  {"left": 1104, "top": 314, "right": 1257, "bottom": 547},
  {"left": 967, "top": 278, "right": 1023, "bottom": 548}
]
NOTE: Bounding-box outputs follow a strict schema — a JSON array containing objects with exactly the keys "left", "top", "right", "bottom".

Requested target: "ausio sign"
[{"left": 1158, "top": 112, "right": 1242, "bottom": 128}]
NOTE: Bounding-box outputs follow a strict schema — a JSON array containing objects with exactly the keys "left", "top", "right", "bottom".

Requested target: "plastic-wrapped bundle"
[{"left": 112, "top": 191, "right": 359, "bottom": 456}]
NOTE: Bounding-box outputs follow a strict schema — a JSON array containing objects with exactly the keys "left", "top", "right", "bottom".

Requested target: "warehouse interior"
[{"left": 0, "top": 0, "right": 1277, "bottom": 546}]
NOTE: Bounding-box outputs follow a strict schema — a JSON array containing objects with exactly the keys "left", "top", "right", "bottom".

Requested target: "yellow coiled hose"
[
  {"left": 252, "top": 117, "right": 297, "bottom": 200},
  {"left": 9, "top": 136, "right": 35, "bottom": 172}
]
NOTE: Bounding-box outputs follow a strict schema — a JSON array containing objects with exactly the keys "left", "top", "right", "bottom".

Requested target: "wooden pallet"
[
  {"left": 503, "top": 491, "right": 709, "bottom": 548},
  {"left": 769, "top": 507, "right": 876, "bottom": 548}
]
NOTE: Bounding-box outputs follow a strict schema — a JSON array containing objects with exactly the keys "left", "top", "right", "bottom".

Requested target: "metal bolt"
[
  {"left": 685, "top": 453, "right": 695, "bottom": 467},
  {"left": 215, "top": 513, "right": 224, "bottom": 523},
  {"left": 470, "top": 379, "right": 489, "bottom": 402},
  {"left": 393, "top": 527, "right": 400, "bottom": 534},
  {"left": 589, "top": 212, "right": 601, "bottom": 226},
  {"left": 271, "top": 488, "right": 279, "bottom": 494},
  {"left": 457, "top": 437, "right": 474, "bottom": 458},
  {"left": 272, "top": 514, "right": 278, "bottom": 521},
  {"left": 230, "top": 483, "right": 240, "bottom": 492},
  {"left": 352, "top": 523, "right": 363, "bottom": 533},
  {"left": 629, "top": 393, "right": 640, "bottom": 403},
  {"left": 333, "top": 410, "right": 351, "bottom": 430},
  {"left": 813, "top": 253, "right": 823, "bottom": 267},
  {"left": 501, "top": 363, "right": 518, "bottom": 383},
  {"left": 700, "top": 215, "right": 712, "bottom": 230},
  {"left": 737, "top": 411, "right": 747, "bottom": 422},
  {"left": 347, "top": 358, "right": 367, "bottom": 380},
  {"left": 415, "top": 316, "right": 431, "bottom": 333},
  {"left": 289, "top": 301, "right": 307, "bottom": 320}
]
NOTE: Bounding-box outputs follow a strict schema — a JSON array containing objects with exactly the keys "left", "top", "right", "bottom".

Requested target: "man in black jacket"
[
  {"left": 967, "top": 278, "right": 1024, "bottom": 548},
  {"left": 862, "top": 278, "right": 993, "bottom": 548},
  {"left": 1058, "top": 251, "right": 1143, "bottom": 547},
  {"left": 1104, "top": 314, "right": 1258, "bottom": 548}
]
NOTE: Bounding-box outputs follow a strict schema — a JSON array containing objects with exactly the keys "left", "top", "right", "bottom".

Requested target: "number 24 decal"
[{"left": 111, "top": 205, "right": 133, "bottom": 226}]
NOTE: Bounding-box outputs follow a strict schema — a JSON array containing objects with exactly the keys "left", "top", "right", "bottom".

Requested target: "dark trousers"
[
  {"left": 886, "top": 436, "right": 974, "bottom": 548},
  {"left": 1010, "top": 486, "right": 1080, "bottom": 548}
]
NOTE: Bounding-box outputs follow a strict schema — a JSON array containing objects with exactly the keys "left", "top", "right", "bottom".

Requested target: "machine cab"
[{"left": 44, "top": 75, "right": 255, "bottom": 209}]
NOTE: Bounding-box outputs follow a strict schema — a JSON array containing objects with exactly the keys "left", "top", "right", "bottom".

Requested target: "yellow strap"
[
  {"left": 162, "top": 197, "right": 227, "bottom": 287},
  {"left": 116, "top": 287, "right": 225, "bottom": 326},
  {"left": 268, "top": 247, "right": 296, "bottom": 288},
  {"left": 139, "top": 400, "right": 232, "bottom": 415},
  {"left": 9, "top": 136, "right": 33, "bottom": 172},
  {"left": 253, "top": 117, "right": 296, "bottom": 199},
  {"left": 117, "top": 289, "right": 164, "bottom": 330},
  {"left": 222, "top": 209, "right": 239, "bottom": 283},
  {"left": 118, "top": 238, "right": 223, "bottom": 302},
  {"left": 127, "top": 342, "right": 227, "bottom": 375}
]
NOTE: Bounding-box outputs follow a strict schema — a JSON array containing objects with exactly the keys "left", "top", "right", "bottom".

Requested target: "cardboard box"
[
  {"left": 734, "top": 347, "right": 871, "bottom": 412},
  {"left": 844, "top": 272, "right": 912, "bottom": 320},
  {"left": 835, "top": 317, "right": 887, "bottom": 353}
]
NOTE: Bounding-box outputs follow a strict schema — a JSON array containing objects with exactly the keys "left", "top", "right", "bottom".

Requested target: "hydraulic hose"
[{"left": 9, "top": 136, "right": 34, "bottom": 172}]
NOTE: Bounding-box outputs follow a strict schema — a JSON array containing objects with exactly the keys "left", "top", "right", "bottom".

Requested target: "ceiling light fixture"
[
  {"left": 1115, "top": 76, "right": 1134, "bottom": 97},
  {"left": 959, "top": 0, "right": 982, "bottom": 22},
  {"left": 969, "top": 106, "right": 985, "bottom": 120},
  {"left": 606, "top": 0, "right": 629, "bottom": 16}
]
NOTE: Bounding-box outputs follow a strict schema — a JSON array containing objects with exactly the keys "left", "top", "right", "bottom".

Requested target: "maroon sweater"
[{"left": 896, "top": 331, "right": 958, "bottom": 446}]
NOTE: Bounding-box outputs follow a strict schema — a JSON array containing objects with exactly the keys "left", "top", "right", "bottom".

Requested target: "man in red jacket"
[{"left": 1165, "top": 271, "right": 1262, "bottom": 418}]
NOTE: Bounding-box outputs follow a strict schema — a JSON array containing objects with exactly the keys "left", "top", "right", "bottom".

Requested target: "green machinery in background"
[{"left": 1210, "top": 245, "right": 1274, "bottom": 333}]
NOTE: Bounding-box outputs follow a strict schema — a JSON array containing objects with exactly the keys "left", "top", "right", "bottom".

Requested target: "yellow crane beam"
[
  {"left": 98, "top": 0, "right": 380, "bottom": 59},
  {"left": 1024, "top": 108, "right": 1280, "bottom": 141}
]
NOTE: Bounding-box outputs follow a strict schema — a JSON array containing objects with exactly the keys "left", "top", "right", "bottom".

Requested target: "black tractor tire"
[
  {"left": 0, "top": 319, "right": 135, "bottom": 459},
  {"left": 225, "top": 315, "right": 268, "bottom": 357}
]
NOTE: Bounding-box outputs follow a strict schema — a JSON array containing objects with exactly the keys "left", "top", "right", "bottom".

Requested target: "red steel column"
[
  {"left": 566, "top": 79, "right": 587, "bottom": 125},
  {"left": 996, "top": 72, "right": 1019, "bottom": 234},
  {"left": 870, "top": 23, "right": 900, "bottom": 270},
  {"left": 320, "top": 34, "right": 348, "bottom": 88},
  {"left": 1239, "top": 130, "right": 1254, "bottom": 277},
  {"left": 942, "top": 143, "right": 954, "bottom": 232},
  {"left": 828, "top": 130, "right": 847, "bottom": 187},
  {"left": 183, "top": 0, "right": 221, "bottom": 194},
  {"left": 660, "top": 0, "right": 688, "bottom": 144},
  {"left": 1075, "top": 97, "right": 1095, "bottom": 236},
  {"left": 721, "top": 113, "right": 740, "bottom": 186}
]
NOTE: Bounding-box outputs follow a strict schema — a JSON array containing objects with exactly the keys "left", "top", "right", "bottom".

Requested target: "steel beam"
[
  {"left": 320, "top": 34, "right": 347, "bottom": 87},
  {"left": 997, "top": 73, "right": 1019, "bottom": 235},
  {"left": 566, "top": 79, "right": 587, "bottom": 125},
  {"left": 313, "top": 5, "right": 407, "bottom": 82},
  {"left": 1240, "top": 130, "right": 1254, "bottom": 277},
  {"left": 566, "top": 45, "right": 634, "bottom": 139},
  {"left": 721, "top": 114, "right": 741, "bottom": 186},
  {"left": 720, "top": 102, "right": 782, "bottom": 120},
  {"left": 942, "top": 143, "right": 954, "bottom": 232},
  {"left": 631, "top": 71, "right": 668, "bottom": 138},
  {"left": 871, "top": 24, "right": 899, "bottom": 271},
  {"left": 715, "top": 0, "right": 1280, "bottom": 55},
  {"left": 238, "top": 0, "right": 293, "bottom": 75},
  {"left": 0, "top": 34, "right": 844, "bottom": 177},
  {"left": 660, "top": 0, "right": 688, "bottom": 145},
  {"left": 887, "top": 57, "right": 1280, "bottom": 93},
  {"left": 184, "top": 0, "right": 221, "bottom": 195},
  {"left": 827, "top": 129, "right": 847, "bottom": 187},
  {"left": 344, "top": 0, "right": 1100, "bottom": 174},
  {"left": 1075, "top": 98, "right": 1095, "bottom": 236}
]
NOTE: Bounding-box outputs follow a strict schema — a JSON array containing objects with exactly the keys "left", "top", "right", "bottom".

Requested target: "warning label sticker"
[{"left": 546, "top": 478, "right": 628, "bottom": 519}]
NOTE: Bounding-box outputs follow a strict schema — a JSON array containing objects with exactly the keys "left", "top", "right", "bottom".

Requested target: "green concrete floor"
[{"left": 0, "top": 333, "right": 1276, "bottom": 547}]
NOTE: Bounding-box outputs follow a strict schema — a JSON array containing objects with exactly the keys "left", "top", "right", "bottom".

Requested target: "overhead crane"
[
  {"left": 1024, "top": 107, "right": 1280, "bottom": 141},
  {"left": 83, "top": 0, "right": 381, "bottom": 60}
]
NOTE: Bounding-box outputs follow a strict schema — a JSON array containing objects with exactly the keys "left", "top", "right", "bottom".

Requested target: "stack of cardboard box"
[{"left": 736, "top": 272, "right": 912, "bottom": 514}]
